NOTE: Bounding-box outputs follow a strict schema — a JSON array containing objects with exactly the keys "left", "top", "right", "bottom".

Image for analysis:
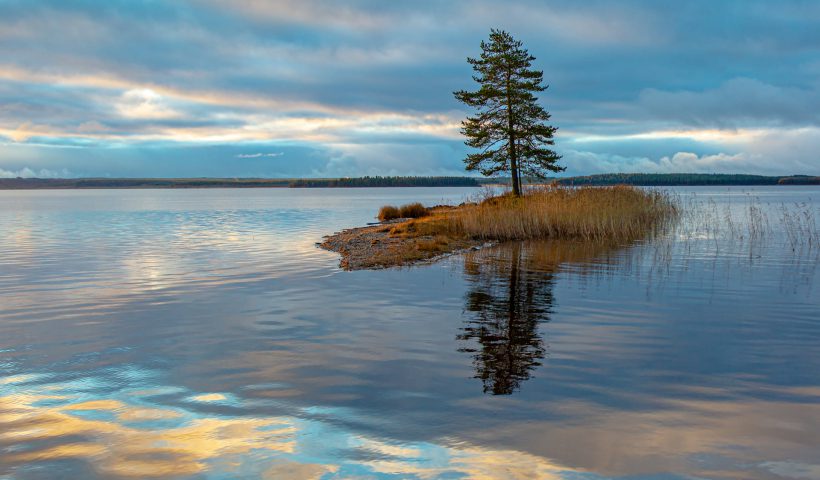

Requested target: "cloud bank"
[{"left": 0, "top": 0, "right": 818, "bottom": 177}]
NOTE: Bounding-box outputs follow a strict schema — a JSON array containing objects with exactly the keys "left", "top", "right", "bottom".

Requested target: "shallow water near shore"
[{"left": 1, "top": 186, "right": 818, "bottom": 479}]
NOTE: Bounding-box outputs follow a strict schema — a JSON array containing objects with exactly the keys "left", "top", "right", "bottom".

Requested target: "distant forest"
[
  {"left": 0, "top": 173, "right": 817, "bottom": 189},
  {"left": 0, "top": 177, "right": 292, "bottom": 189},
  {"left": 289, "top": 176, "right": 479, "bottom": 187}
]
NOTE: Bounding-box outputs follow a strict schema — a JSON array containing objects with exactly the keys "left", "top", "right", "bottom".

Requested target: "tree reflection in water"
[{"left": 459, "top": 240, "right": 619, "bottom": 395}]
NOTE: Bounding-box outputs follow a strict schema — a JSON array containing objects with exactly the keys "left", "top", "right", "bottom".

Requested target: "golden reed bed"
[{"left": 322, "top": 186, "right": 679, "bottom": 270}]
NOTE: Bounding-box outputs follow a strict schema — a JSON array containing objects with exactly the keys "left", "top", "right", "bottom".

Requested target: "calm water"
[{"left": 0, "top": 186, "right": 818, "bottom": 480}]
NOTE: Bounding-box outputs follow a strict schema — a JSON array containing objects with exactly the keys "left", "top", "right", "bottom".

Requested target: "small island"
[{"left": 321, "top": 185, "right": 678, "bottom": 270}]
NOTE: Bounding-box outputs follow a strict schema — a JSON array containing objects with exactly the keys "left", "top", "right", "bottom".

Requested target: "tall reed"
[
  {"left": 450, "top": 185, "right": 678, "bottom": 242},
  {"left": 378, "top": 202, "right": 430, "bottom": 221}
]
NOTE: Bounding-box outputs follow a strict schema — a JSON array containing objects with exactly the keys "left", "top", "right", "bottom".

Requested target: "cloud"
[
  {"left": 0, "top": 167, "right": 72, "bottom": 178},
  {"left": 236, "top": 152, "right": 284, "bottom": 158},
  {"left": 558, "top": 124, "right": 820, "bottom": 176},
  {"left": 116, "top": 89, "right": 179, "bottom": 119},
  {"left": 77, "top": 121, "right": 112, "bottom": 133},
  {"left": 320, "top": 141, "right": 467, "bottom": 177},
  {"left": 6, "top": 121, "right": 34, "bottom": 142},
  {"left": 638, "top": 78, "right": 820, "bottom": 128},
  {"left": 561, "top": 125, "right": 820, "bottom": 177},
  {"left": 559, "top": 149, "right": 762, "bottom": 176}
]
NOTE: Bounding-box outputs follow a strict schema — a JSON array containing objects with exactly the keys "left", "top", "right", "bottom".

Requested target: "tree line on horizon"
[
  {"left": 288, "top": 176, "right": 480, "bottom": 188},
  {"left": 1, "top": 173, "right": 817, "bottom": 190},
  {"left": 272, "top": 173, "right": 820, "bottom": 187}
]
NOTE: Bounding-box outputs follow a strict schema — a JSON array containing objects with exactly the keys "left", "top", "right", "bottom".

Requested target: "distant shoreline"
[{"left": 0, "top": 173, "right": 818, "bottom": 190}]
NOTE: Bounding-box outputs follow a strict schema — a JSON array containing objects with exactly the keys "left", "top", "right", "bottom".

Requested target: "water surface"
[{"left": 1, "top": 187, "right": 818, "bottom": 479}]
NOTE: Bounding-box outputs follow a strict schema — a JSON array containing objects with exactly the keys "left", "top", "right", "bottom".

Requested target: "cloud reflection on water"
[
  {"left": 2, "top": 370, "right": 818, "bottom": 479},
  {"left": 0, "top": 372, "right": 579, "bottom": 479}
]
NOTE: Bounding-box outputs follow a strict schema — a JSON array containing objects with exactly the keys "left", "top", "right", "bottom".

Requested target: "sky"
[{"left": 1, "top": 0, "right": 819, "bottom": 178}]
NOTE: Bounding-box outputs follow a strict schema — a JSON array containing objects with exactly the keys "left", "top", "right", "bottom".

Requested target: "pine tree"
[{"left": 454, "top": 29, "right": 563, "bottom": 196}]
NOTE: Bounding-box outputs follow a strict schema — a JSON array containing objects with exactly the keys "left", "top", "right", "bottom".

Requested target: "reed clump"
[
  {"left": 450, "top": 186, "right": 678, "bottom": 242},
  {"left": 378, "top": 205, "right": 402, "bottom": 221},
  {"left": 378, "top": 202, "right": 430, "bottom": 221},
  {"left": 399, "top": 202, "right": 429, "bottom": 219}
]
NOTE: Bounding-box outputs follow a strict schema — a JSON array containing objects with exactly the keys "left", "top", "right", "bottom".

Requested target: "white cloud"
[
  {"left": 319, "top": 142, "right": 465, "bottom": 177},
  {"left": 561, "top": 148, "right": 810, "bottom": 177},
  {"left": 116, "top": 89, "right": 179, "bottom": 119},
  {"left": 561, "top": 149, "right": 753, "bottom": 175},
  {"left": 5, "top": 122, "right": 35, "bottom": 142},
  {"left": 561, "top": 125, "right": 820, "bottom": 176},
  {"left": 235, "top": 152, "right": 284, "bottom": 158},
  {"left": 0, "top": 167, "right": 72, "bottom": 178},
  {"left": 657, "top": 152, "right": 755, "bottom": 172}
]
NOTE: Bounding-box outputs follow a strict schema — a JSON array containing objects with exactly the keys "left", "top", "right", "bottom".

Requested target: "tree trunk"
[
  {"left": 506, "top": 72, "right": 521, "bottom": 197},
  {"left": 509, "top": 135, "right": 521, "bottom": 196},
  {"left": 516, "top": 168, "right": 523, "bottom": 195}
]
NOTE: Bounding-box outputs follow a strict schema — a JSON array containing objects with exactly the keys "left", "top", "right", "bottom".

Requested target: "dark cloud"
[{"left": 638, "top": 78, "right": 820, "bottom": 128}]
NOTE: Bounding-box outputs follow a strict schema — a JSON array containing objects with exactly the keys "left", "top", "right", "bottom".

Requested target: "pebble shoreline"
[{"left": 319, "top": 219, "right": 483, "bottom": 270}]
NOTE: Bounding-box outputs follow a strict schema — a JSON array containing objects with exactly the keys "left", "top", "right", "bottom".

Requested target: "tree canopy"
[{"left": 454, "top": 29, "right": 562, "bottom": 196}]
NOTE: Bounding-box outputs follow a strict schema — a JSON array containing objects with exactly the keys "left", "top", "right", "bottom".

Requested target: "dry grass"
[
  {"left": 449, "top": 185, "right": 678, "bottom": 243},
  {"left": 378, "top": 205, "right": 402, "bottom": 221},
  {"left": 378, "top": 202, "right": 430, "bottom": 221},
  {"left": 384, "top": 185, "right": 677, "bottom": 250},
  {"left": 327, "top": 186, "right": 678, "bottom": 270},
  {"left": 416, "top": 235, "right": 452, "bottom": 252},
  {"left": 399, "top": 202, "right": 429, "bottom": 219},
  {"left": 389, "top": 212, "right": 452, "bottom": 237}
]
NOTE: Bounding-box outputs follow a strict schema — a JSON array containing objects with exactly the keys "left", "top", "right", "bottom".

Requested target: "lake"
[{"left": 1, "top": 186, "right": 818, "bottom": 480}]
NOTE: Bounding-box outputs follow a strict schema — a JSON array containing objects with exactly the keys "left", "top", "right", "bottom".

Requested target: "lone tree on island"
[{"left": 454, "top": 29, "right": 563, "bottom": 196}]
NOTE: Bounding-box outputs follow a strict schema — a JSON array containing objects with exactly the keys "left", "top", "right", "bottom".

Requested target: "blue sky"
[{"left": 1, "top": 0, "right": 819, "bottom": 178}]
